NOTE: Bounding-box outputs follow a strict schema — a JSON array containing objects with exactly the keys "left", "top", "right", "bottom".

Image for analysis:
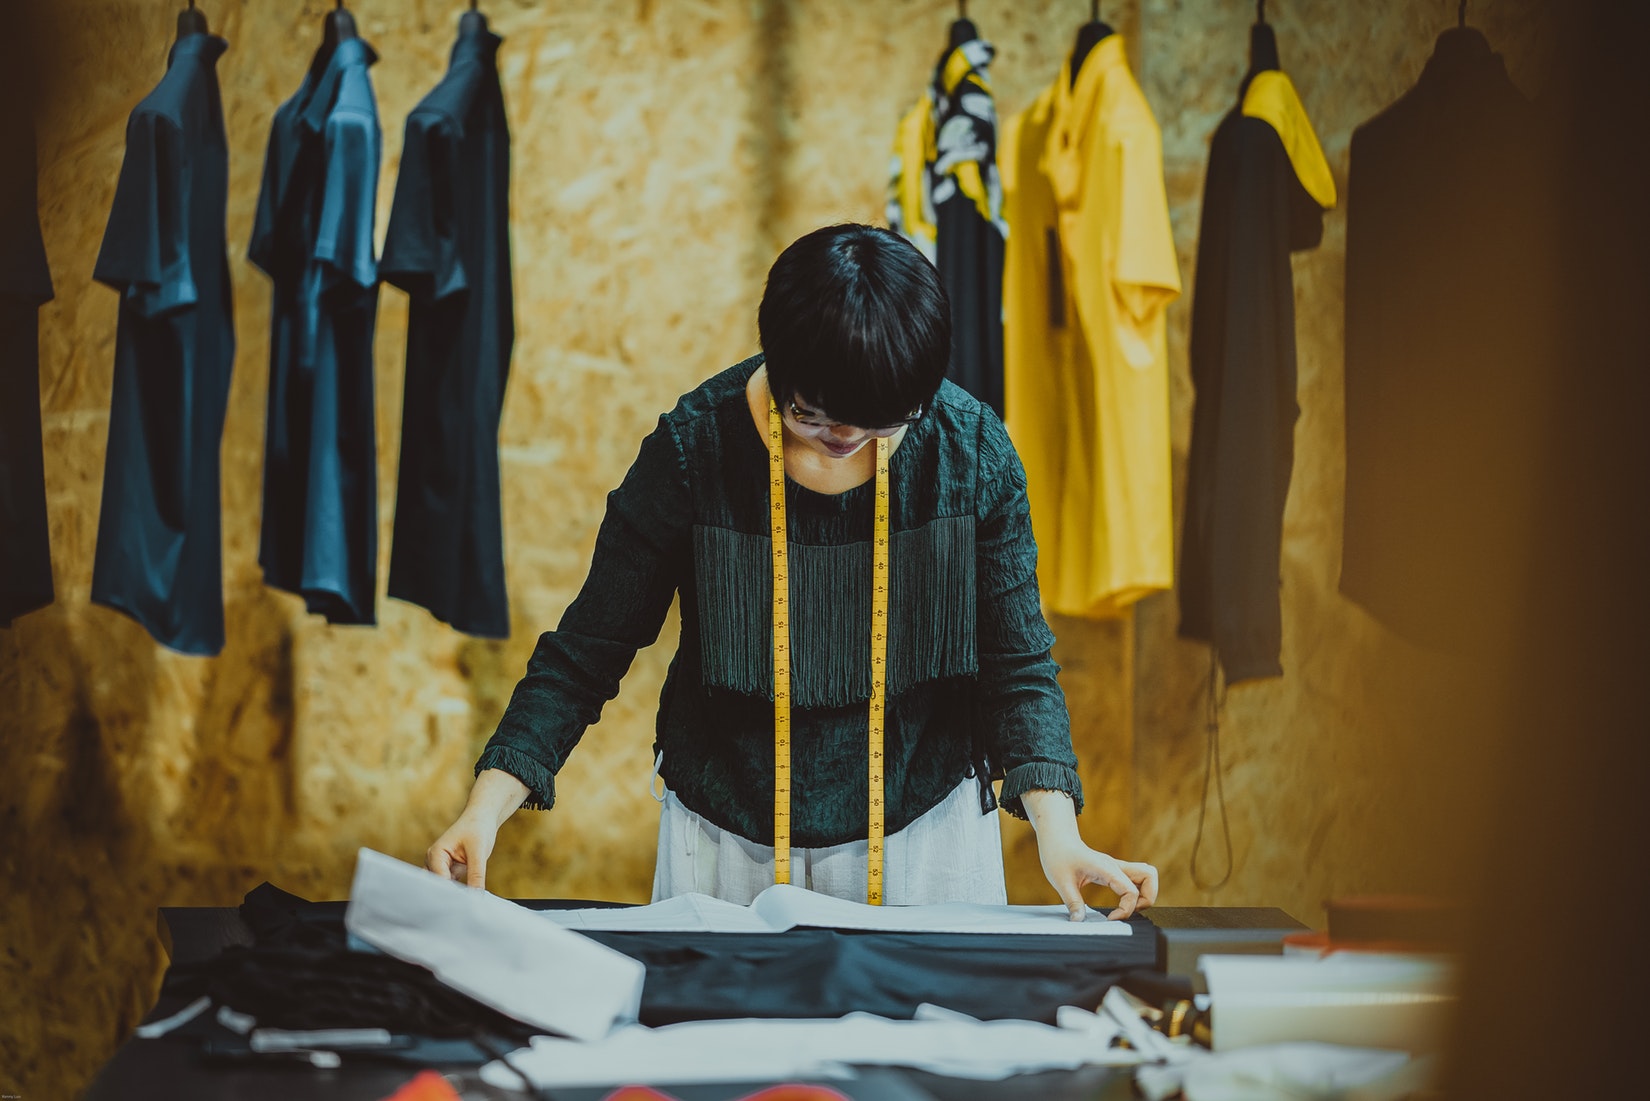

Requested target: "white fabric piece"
[
  {"left": 343, "top": 848, "right": 645, "bottom": 1042},
  {"left": 651, "top": 776, "right": 1007, "bottom": 907},
  {"left": 1135, "top": 1042, "right": 1415, "bottom": 1101},
  {"left": 133, "top": 995, "right": 212, "bottom": 1039},
  {"left": 478, "top": 1012, "right": 1145, "bottom": 1091},
  {"left": 546, "top": 881, "right": 1131, "bottom": 936}
]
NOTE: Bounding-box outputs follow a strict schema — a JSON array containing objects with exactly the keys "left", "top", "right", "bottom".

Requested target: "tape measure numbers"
[{"left": 766, "top": 394, "right": 891, "bottom": 904}]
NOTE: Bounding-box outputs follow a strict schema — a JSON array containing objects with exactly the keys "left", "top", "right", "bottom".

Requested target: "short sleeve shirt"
[
  {"left": 249, "top": 36, "right": 382, "bottom": 625},
  {"left": 89, "top": 32, "right": 235, "bottom": 654},
  {"left": 381, "top": 25, "right": 513, "bottom": 638},
  {"left": 1003, "top": 35, "right": 1181, "bottom": 619}
]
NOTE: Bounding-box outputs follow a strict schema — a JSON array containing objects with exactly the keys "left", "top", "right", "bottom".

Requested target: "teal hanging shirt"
[{"left": 476, "top": 355, "right": 1081, "bottom": 847}]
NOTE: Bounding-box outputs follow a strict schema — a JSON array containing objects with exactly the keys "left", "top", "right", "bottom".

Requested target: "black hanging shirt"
[
  {"left": 381, "top": 24, "right": 513, "bottom": 638},
  {"left": 89, "top": 33, "right": 234, "bottom": 654},
  {"left": 249, "top": 35, "right": 382, "bottom": 625},
  {"left": 1340, "top": 32, "right": 1541, "bottom": 646},
  {"left": 1, "top": 111, "right": 55, "bottom": 628},
  {"left": 1178, "top": 69, "right": 1335, "bottom": 683}
]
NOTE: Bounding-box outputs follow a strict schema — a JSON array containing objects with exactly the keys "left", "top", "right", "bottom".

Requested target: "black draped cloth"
[{"left": 0, "top": 109, "right": 55, "bottom": 628}]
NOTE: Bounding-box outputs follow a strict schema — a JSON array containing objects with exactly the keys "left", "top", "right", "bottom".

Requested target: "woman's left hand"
[
  {"left": 1034, "top": 833, "right": 1160, "bottom": 921},
  {"left": 1020, "top": 789, "right": 1159, "bottom": 921}
]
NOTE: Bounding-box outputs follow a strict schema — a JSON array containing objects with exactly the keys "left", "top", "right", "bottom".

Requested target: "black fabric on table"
[
  {"left": 185, "top": 883, "right": 1155, "bottom": 1033},
  {"left": 575, "top": 925, "right": 1154, "bottom": 1025}
]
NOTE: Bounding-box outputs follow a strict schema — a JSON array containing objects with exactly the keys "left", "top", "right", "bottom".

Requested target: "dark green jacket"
[{"left": 476, "top": 355, "right": 1081, "bottom": 847}]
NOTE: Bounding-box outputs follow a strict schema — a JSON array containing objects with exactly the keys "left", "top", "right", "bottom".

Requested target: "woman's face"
[{"left": 782, "top": 396, "right": 919, "bottom": 461}]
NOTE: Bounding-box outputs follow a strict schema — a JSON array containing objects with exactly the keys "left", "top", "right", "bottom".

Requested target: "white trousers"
[{"left": 650, "top": 766, "right": 1007, "bottom": 906}]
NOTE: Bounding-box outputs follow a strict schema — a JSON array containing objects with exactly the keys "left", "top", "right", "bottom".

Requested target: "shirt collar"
[
  {"left": 1056, "top": 33, "right": 1128, "bottom": 141},
  {"left": 167, "top": 32, "right": 228, "bottom": 69},
  {"left": 297, "top": 36, "right": 379, "bottom": 134}
]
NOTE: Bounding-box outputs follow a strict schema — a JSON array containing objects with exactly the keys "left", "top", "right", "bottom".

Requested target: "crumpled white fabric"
[
  {"left": 1134, "top": 1043, "right": 1424, "bottom": 1101},
  {"left": 478, "top": 1009, "right": 1146, "bottom": 1091}
]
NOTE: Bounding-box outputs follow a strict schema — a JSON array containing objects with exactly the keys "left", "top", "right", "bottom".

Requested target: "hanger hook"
[
  {"left": 957, "top": 0, "right": 966, "bottom": 18},
  {"left": 1257, "top": 0, "right": 1266, "bottom": 23},
  {"left": 1092, "top": 1, "right": 1100, "bottom": 21},
  {"left": 1458, "top": 1, "right": 1467, "bottom": 26}
]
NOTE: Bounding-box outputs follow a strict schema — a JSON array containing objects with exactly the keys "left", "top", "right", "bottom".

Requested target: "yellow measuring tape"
[{"left": 767, "top": 394, "right": 891, "bottom": 904}]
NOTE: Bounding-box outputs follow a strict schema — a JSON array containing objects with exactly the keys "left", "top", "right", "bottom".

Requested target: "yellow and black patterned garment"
[{"left": 887, "top": 38, "right": 1008, "bottom": 417}]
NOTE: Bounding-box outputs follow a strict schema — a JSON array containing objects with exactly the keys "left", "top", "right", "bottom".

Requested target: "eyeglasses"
[{"left": 786, "top": 398, "right": 924, "bottom": 436}]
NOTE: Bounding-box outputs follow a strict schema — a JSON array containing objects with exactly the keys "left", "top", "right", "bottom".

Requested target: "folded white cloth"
[{"left": 343, "top": 848, "right": 645, "bottom": 1042}]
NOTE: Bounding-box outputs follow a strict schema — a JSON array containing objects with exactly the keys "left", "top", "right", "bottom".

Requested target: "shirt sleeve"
[
  {"left": 973, "top": 411, "right": 1084, "bottom": 819},
  {"left": 93, "top": 111, "right": 196, "bottom": 318},
  {"left": 475, "top": 416, "right": 693, "bottom": 809},
  {"left": 314, "top": 97, "right": 380, "bottom": 290},
  {"left": 381, "top": 111, "right": 467, "bottom": 300},
  {"left": 1108, "top": 126, "right": 1181, "bottom": 356}
]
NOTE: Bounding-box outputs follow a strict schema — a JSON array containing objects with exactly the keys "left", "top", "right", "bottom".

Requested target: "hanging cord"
[{"left": 1190, "top": 648, "right": 1234, "bottom": 891}]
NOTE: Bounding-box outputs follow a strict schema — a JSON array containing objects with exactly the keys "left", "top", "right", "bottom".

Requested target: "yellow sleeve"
[
  {"left": 890, "top": 96, "right": 936, "bottom": 253},
  {"left": 1111, "top": 124, "right": 1181, "bottom": 333}
]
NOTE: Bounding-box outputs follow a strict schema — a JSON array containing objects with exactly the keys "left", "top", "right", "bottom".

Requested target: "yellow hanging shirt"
[{"left": 1003, "top": 36, "right": 1182, "bottom": 618}]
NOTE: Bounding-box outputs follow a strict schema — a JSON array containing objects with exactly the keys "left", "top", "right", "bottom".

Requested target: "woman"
[{"left": 427, "top": 224, "right": 1158, "bottom": 920}]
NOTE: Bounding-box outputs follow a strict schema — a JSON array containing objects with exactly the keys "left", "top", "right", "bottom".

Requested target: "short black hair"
[{"left": 758, "top": 223, "right": 951, "bottom": 428}]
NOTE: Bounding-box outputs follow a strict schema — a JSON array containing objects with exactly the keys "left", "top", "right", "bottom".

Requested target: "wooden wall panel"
[{"left": 0, "top": 2, "right": 1556, "bottom": 1098}]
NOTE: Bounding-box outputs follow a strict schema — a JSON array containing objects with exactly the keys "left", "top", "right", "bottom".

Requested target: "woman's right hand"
[{"left": 426, "top": 811, "right": 499, "bottom": 890}]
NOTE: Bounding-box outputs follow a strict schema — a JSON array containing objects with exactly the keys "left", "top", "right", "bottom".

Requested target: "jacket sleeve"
[
  {"left": 475, "top": 416, "right": 693, "bottom": 809},
  {"left": 973, "top": 412, "right": 1083, "bottom": 818}
]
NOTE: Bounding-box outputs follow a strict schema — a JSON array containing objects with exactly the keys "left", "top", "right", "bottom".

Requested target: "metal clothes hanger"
[
  {"left": 176, "top": 0, "right": 208, "bottom": 39},
  {"left": 1240, "top": 0, "right": 1281, "bottom": 98},
  {"left": 1249, "top": 0, "right": 1280, "bottom": 74},
  {"left": 1432, "top": 0, "right": 1493, "bottom": 73},
  {"left": 1070, "top": 1, "right": 1114, "bottom": 87},
  {"left": 948, "top": 0, "right": 976, "bottom": 52},
  {"left": 324, "top": 0, "right": 358, "bottom": 48}
]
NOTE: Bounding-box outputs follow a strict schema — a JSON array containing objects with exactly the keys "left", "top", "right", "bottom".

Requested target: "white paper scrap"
[
  {"left": 478, "top": 1012, "right": 1145, "bottom": 1091},
  {"left": 541, "top": 883, "right": 1132, "bottom": 936},
  {"left": 343, "top": 848, "right": 645, "bottom": 1042}
]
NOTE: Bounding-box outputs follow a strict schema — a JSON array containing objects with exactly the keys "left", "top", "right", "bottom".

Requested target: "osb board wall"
[
  {"left": 1129, "top": 0, "right": 1555, "bottom": 925},
  {"left": 0, "top": 0, "right": 1552, "bottom": 1097},
  {"left": 0, "top": 3, "right": 1132, "bottom": 1097}
]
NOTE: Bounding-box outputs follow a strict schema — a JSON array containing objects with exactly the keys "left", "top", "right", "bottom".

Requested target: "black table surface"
[{"left": 82, "top": 898, "right": 1285, "bottom": 1101}]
